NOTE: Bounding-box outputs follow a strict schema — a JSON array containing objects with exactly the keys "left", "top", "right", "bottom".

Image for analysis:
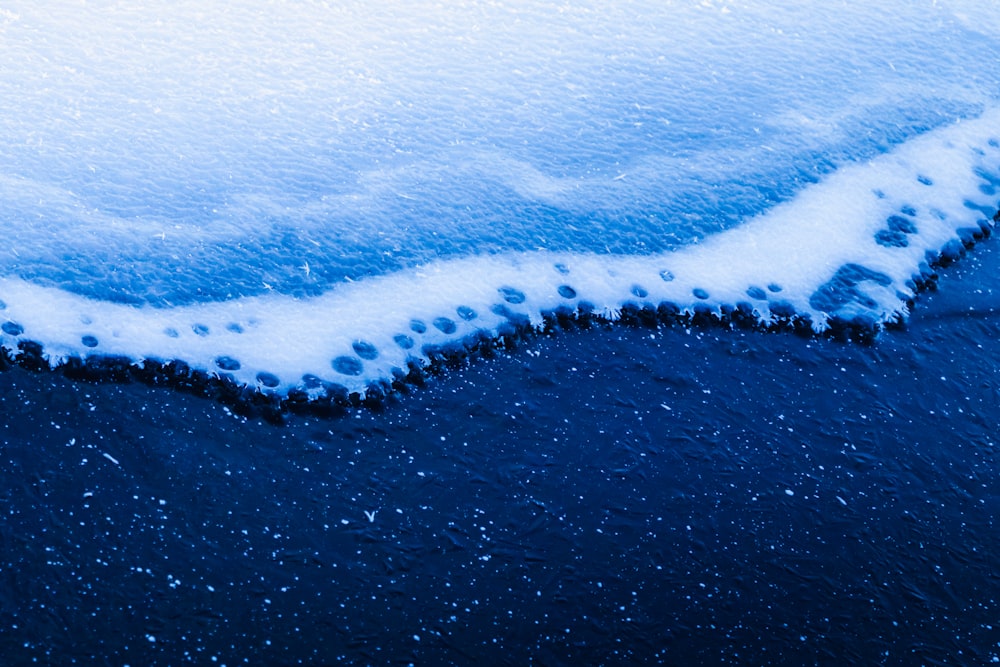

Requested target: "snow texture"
[{"left": 0, "top": 1, "right": 998, "bottom": 397}]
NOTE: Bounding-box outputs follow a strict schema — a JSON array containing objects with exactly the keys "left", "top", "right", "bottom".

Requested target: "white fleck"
[
  {"left": 102, "top": 452, "right": 120, "bottom": 465},
  {"left": 785, "top": 489, "right": 795, "bottom": 496},
  {"left": 364, "top": 510, "right": 376, "bottom": 523}
]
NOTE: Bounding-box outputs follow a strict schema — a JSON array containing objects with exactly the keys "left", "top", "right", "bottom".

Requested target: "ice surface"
[{"left": 0, "top": 1, "right": 999, "bottom": 398}]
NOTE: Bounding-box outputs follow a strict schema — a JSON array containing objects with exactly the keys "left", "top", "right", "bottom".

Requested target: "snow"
[{"left": 0, "top": 1, "right": 998, "bottom": 398}]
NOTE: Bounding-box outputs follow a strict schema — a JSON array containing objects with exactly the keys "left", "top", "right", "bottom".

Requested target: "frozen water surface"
[
  {"left": 1, "top": 1, "right": 999, "bottom": 397},
  {"left": 3, "top": 4, "right": 1000, "bottom": 663}
]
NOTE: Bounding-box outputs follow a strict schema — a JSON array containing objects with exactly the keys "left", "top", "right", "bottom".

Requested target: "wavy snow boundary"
[{"left": 1, "top": 109, "right": 998, "bottom": 402}]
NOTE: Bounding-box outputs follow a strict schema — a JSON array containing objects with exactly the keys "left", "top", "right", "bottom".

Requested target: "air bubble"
[
  {"left": 558, "top": 285, "right": 577, "bottom": 299},
  {"left": 692, "top": 288, "right": 709, "bottom": 300},
  {"left": 900, "top": 205, "right": 917, "bottom": 217},
  {"left": 767, "top": 283, "right": 783, "bottom": 293},
  {"left": 917, "top": 175, "right": 933, "bottom": 186},
  {"left": 631, "top": 285, "right": 648, "bottom": 298},
  {"left": 332, "top": 356, "right": 363, "bottom": 376},
  {"left": 1, "top": 322, "right": 23, "bottom": 336},
  {"left": 875, "top": 229, "right": 908, "bottom": 248},
  {"left": 192, "top": 324, "right": 210, "bottom": 337},
  {"left": 809, "top": 263, "right": 892, "bottom": 313},
  {"left": 164, "top": 328, "right": 179, "bottom": 338},
  {"left": 746, "top": 286, "right": 767, "bottom": 300},
  {"left": 457, "top": 306, "right": 477, "bottom": 321},
  {"left": 769, "top": 301, "right": 796, "bottom": 318},
  {"left": 975, "top": 167, "right": 1000, "bottom": 186},
  {"left": 887, "top": 215, "right": 917, "bottom": 234},
  {"left": 301, "top": 374, "right": 324, "bottom": 389},
  {"left": 256, "top": 372, "right": 280, "bottom": 388},
  {"left": 81, "top": 335, "right": 98, "bottom": 348},
  {"left": 394, "top": 334, "right": 415, "bottom": 349},
  {"left": 659, "top": 270, "right": 675, "bottom": 282},
  {"left": 226, "top": 323, "right": 244, "bottom": 334},
  {"left": 964, "top": 200, "right": 996, "bottom": 218},
  {"left": 410, "top": 319, "right": 427, "bottom": 334},
  {"left": 499, "top": 286, "right": 526, "bottom": 304},
  {"left": 554, "top": 263, "right": 570, "bottom": 275},
  {"left": 352, "top": 340, "right": 378, "bottom": 360},
  {"left": 215, "top": 356, "right": 241, "bottom": 371},
  {"left": 433, "top": 317, "right": 457, "bottom": 334}
]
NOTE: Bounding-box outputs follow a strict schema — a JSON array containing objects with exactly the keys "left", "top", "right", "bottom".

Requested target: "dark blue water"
[{"left": 1, "top": 240, "right": 999, "bottom": 665}]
